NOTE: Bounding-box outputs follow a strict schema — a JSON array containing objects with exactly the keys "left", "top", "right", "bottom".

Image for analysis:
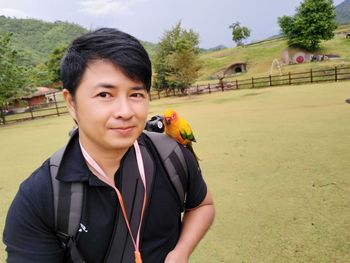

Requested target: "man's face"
[{"left": 64, "top": 59, "right": 149, "bottom": 154}]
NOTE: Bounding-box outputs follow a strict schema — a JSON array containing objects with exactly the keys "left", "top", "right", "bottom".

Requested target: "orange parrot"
[{"left": 163, "top": 109, "right": 199, "bottom": 160}]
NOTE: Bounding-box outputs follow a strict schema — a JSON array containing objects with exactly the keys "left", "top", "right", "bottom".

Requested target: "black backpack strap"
[
  {"left": 105, "top": 144, "right": 155, "bottom": 263},
  {"left": 143, "top": 131, "right": 188, "bottom": 210},
  {"left": 50, "top": 145, "right": 85, "bottom": 263}
]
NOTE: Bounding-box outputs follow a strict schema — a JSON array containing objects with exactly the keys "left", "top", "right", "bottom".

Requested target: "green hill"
[
  {"left": 0, "top": 16, "right": 88, "bottom": 66},
  {"left": 0, "top": 16, "right": 158, "bottom": 66},
  {"left": 336, "top": 0, "right": 350, "bottom": 24},
  {"left": 197, "top": 24, "right": 350, "bottom": 84},
  {"left": 1, "top": 15, "right": 349, "bottom": 85}
]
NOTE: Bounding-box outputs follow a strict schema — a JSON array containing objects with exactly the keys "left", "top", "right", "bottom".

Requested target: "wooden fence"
[
  {"left": 0, "top": 95, "right": 68, "bottom": 125},
  {"left": 1, "top": 65, "right": 350, "bottom": 125},
  {"left": 150, "top": 65, "right": 350, "bottom": 100}
]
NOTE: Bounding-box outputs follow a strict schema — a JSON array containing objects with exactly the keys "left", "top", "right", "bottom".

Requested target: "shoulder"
[
  {"left": 178, "top": 144, "right": 207, "bottom": 210},
  {"left": 4, "top": 160, "right": 64, "bottom": 262},
  {"left": 141, "top": 132, "right": 207, "bottom": 209},
  {"left": 20, "top": 159, "right": 53, "bottom": 201},
  {"left": 9, "top": 159, "right": 55, "bottom": 227}
]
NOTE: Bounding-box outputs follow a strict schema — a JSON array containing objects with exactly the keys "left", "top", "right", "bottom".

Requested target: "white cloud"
[
  {"left": 79, "top": 0, "right": 146, "bottom": 16},
  {"left": 0, "top": 8, "right": 28, "bottom": 18}
]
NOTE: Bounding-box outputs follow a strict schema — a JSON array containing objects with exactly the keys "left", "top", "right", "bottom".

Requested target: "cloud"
[
  {"left": 0, "top": 8, "right": 28, "bottom": 18},
  {"left": 79, "top": 0, "right": 146, "bottom": 16}
]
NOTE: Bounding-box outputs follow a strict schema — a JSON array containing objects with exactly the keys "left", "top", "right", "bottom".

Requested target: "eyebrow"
[
  {"left": 94, "top": 83, "right": 146, "bottom": 91},
  {"left": 130, "top": 86, "right": 147, "bottom": 91}
]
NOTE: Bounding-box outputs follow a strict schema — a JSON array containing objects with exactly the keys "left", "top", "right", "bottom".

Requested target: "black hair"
[{"left": 60, "top": 28, "right": 152, "bottom": 97}]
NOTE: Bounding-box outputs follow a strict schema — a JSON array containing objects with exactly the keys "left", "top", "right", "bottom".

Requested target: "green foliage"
[
  {"left": 47, "top": 45, "right": 67, "bottom": 83},
  {"left": 26, "top": 64, "right": 51, "bottom": 87},
  {"left": 0, "top": 16, "right": 87, "bottom": 66},
  {"left": 153, "top": 22, "right": 202, "bottom": 92},
  {"left": 278, "top": 0, "right": 338, "bottom": 51},
  {"left": 0, "top": 17, "right": 89, "bottom": 96},
  {"left": 0, "top": 16, "right": 158, "bottom": 66},
  {"left": 140, "top": 41, "right": 158, "bottom": 60},
  {"left": 0, "top": 33, "right": 31, "bottom": 123},
  {"left": 0, "top": 16, "right": 158, "bottom": 89},
  {"left": 336, "top": 0, "right": 350, "bottom": 24},
  {"left": 0, "top": 34, "right": 28, "bottom": 104},
  {"left": 229, "top": 22, "right": 251, "bottom": 46}
]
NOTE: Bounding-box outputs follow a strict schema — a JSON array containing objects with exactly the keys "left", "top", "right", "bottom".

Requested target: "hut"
[
  {"left": 21, "top": 87, "right": 58, "bottom": 107},
  {"left": 224, "top": 62, "right": 247, "bottom": 75}
]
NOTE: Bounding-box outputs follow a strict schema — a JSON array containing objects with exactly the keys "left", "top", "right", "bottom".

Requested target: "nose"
[{"left": 112, "top": 97, "right": 134, "bottom": 120}]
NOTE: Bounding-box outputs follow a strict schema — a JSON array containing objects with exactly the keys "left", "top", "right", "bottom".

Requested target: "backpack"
[{"left": 49, "top": 130, "right": 188, "bottom": 262}]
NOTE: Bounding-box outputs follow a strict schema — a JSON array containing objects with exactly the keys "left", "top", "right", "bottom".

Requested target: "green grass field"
[{"left": 1, "top": 82, "right": 350, "bottom": 262}]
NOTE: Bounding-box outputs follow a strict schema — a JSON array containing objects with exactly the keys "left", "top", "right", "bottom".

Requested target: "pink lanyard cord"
[{"left": 79, "top": 140, "right": 146, "bottom": 262}]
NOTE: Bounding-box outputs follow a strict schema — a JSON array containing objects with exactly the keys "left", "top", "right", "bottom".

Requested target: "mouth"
[
  {"left": 165, "top": 118, "right": 171, "bottom": 125},
  {"left": 109, "top": 126, "right": 136, "bottom": 135}
]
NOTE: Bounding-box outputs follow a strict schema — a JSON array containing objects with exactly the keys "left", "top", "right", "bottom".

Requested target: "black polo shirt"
[{"left": 3, "top": 133, "right": 207, "bottom": 263}]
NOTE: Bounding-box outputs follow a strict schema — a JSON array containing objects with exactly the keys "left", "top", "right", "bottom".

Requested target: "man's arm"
[
  {"left": 3, "top": 163, "right": 64, "bottom": 262},
  {"left": 164, "top": 190, "right": 215, "bottom": 263}
]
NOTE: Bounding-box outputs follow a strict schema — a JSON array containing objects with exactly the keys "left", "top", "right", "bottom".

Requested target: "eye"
[
  {"left": 131, "top": 92, "right": 146, "bottom": 99},
  {"left": 171, "top": 114, "right": 175, "bottom": 119},
  {"left": 97, "top": 92, "right": 111, "bottom": 98}
]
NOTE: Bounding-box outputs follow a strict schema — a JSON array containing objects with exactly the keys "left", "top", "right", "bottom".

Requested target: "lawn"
[{"left": 1, "top": 81, "right": 350, "bottom": 262}]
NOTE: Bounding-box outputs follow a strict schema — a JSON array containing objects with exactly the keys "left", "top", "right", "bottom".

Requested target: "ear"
[{"left": 62, "top": 89, "right": 77, "bottom": 122}]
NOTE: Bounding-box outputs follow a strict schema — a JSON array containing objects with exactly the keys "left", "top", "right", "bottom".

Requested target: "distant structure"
[
  {"left": 21, "top": 87, "right": 58, "bottom": 106},
  {"left": 281, "top": 48, "right": 336, "bottom": 64},
  {"left": 224, "top": 62, "right": 247, "bottom": 75}
]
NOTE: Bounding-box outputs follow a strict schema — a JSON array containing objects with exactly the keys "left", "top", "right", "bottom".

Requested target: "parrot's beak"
[{"left": 165, "top": 118, "right": 171, "bottom": 125}]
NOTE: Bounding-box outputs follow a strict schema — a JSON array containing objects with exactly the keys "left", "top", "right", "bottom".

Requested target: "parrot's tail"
[{"left": 186, "top": 143, "right": 201, "bottom": 161}]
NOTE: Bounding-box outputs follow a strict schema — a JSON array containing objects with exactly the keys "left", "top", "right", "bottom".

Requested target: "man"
[{"left": 3, "top": 28, "right": 215, "bottom": 263}]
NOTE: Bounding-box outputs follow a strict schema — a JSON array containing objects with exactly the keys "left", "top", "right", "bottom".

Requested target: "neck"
[{"left": 79, "top": 136, "right": 129, "bottom": 180}]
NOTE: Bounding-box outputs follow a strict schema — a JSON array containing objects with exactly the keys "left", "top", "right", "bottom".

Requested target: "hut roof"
[{"left": 22, "top": 87, "right": 58, "bottom": 99}]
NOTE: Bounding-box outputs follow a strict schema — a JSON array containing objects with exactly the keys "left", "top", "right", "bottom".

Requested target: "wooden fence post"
[
  {"left": 252, "top": 77, "right": 254, "bottom": 88},
  {"left": 269, "top": 75, "right": 272, "bottom": 86},
  {"left": 289, "top": 72, "right": 291, "bottom": 85},
  {"left": 27, "top": 101, "right": 34, "bottom": 120},
  {"left": 197, "top": 85, "right": 199, "bottom": 94},
  {"left": 310, "top": 69, "right": 313, "bottom": 83},
  {"left": 157, "top": 90, "right": 160, "bottom": 99},
  {"left": 236, "top": 79, "right": 239, "bottom": 89},
  {"left": 208, "top": 84, "right": 211, "bottom": 94},
  {"left": 53, "top": 92, "right": 60, "bottom": 116},
  {"left": 335, "top": 66, "right": 338, "bottom": 81}
]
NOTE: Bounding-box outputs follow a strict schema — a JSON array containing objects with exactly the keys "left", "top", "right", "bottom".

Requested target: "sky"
[{"left": 0, "top": 0, "right": 345, "bottom": 49}]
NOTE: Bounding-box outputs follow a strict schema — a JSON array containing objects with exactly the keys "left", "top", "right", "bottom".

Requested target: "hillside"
[
  {"left": 0, "top": 16, "right": 158, "bottom": 66},
  {"left": 336, "top": 0, "right": 350, "bottom": 24},
  {"left": 0, "top": 16, "right": 88, "bottom": 66},
  {"left": 197, "top": 24, "right": 350, "bottom": 84},
  {"left": 0, "top": 9, "right": 349, "bottom": 84}
]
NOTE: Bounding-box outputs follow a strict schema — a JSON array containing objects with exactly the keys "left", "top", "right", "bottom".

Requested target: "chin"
[{"left": 108, "top": 134, "right": 140, "bottom": 150}]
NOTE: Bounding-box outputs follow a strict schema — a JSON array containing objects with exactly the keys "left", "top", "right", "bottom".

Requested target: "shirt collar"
[
  {"left": 56, "top": 132, "right": 91, "bottom": 183},
  {"left": 56, "top": 131, "right": 146, "bottom": 186}
]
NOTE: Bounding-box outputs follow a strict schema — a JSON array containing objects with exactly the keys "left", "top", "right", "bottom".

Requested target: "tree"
[
  {"left": 229, "top": 22, "right": 251, "bottom": 47},
  {"left": 0, "top": 33, "right": 28, "bottom": 124},
  {"left": 47, "top": 45, "right": 67, "bottom": 83},
  {"left": 278, "top": 0, "right": 338, "bottom": 51},
  {"left": 27, "top": 63, "right": 51, "bottom": 87},
  {"left": 153, "top": 22, "right": 202, "bottom": 93}
]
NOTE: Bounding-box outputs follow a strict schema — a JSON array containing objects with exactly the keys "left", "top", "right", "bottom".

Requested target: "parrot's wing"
[{"left": 179, "top": 119, "right": 196, "bottom": 142}]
